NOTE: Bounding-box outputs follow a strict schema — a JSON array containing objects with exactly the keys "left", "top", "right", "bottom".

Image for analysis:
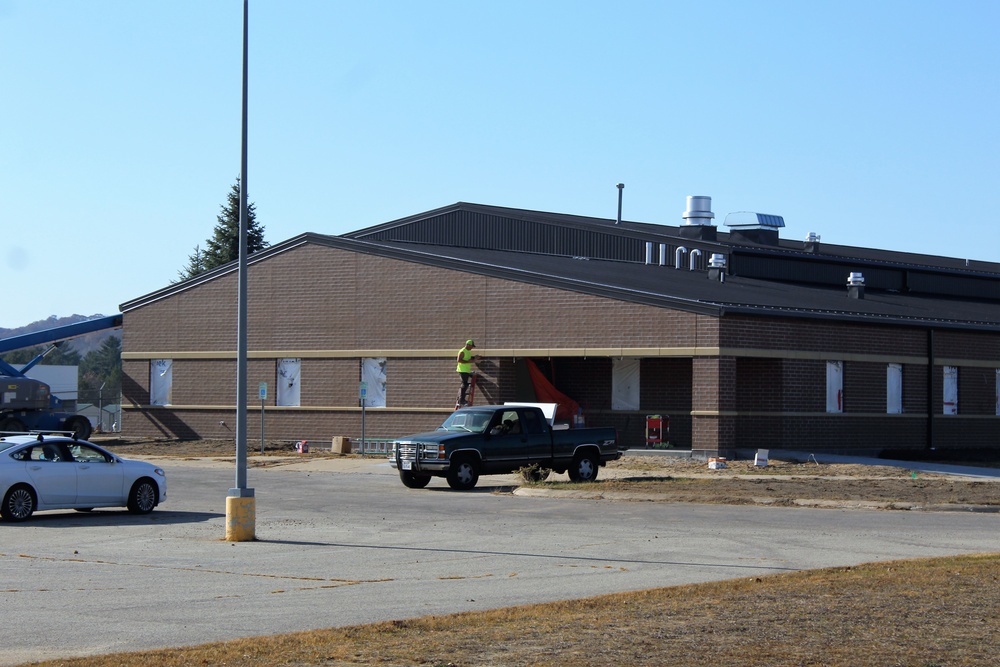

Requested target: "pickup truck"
[{"left": 388, "top": 405, "right": 622, "bottom": 490}]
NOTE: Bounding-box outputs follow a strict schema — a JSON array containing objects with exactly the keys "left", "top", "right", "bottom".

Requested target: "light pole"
[{"left": 226, "top": 0, "right": 255, "bottom": 541}]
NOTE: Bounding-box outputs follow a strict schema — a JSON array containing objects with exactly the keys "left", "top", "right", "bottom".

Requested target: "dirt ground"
[{"left": 94, "top": 437, "right": 1000, "bottom": 509}]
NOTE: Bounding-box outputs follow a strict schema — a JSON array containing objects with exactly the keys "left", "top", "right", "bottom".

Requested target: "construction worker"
[{"left": 456, "top": 339, "right": 480, "bottom": 406}]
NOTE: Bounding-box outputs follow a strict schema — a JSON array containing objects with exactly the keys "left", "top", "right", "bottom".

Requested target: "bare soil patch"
[{"left": 587, "top": 455, "right": 1000, "bottom": 508}]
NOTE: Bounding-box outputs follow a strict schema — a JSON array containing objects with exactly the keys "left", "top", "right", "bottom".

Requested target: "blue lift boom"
[{"left": 1, "top": 315, "right": 123, "bottom": 439}]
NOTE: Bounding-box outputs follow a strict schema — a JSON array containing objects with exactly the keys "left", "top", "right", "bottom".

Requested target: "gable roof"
[{"left": 122, "top": 202, "right": 1000, "bottom": 332}]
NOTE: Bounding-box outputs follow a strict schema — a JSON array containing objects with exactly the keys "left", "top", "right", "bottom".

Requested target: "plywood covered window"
[
  {"left": 150, "top": 359, "right": 172, "bottom": 406},
  {"left": 277, "top": 358, "right": 301, "bottom": 407},
  {"left": 361, "top": 358, "right": 387, "bottom": 408},
  {"left": 886, "top": 363, "right": 902, "bottom": 414},
  {"left": 943, "top": 366, "right": 958, "bottom": 415},
  {"left": 612, "top": 358, "right": 640, "bottom": 411},
  {"left": 826, "top": 361, "right": 843, "bottom": 413}
]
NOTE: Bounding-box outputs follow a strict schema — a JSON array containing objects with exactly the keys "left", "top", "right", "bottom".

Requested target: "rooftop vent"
[
  {"left": 679, "top": 196, "right": 717, "bottom": 242},
  {"left": 724, "top": 211, "right": 784, "bottom": 246},
  {"left": 805, "top": 231, "right": 821, "bottom": 254},
  {"left": 708, "top": 253, "right": 727, "bottom": 283},
  {"left": 847, "top": 272, "right": 865, "bottom": 299},
  {"left": 723, "top": 211, "right": 785, "bottom": 229},
  {"left": 682, "top": 196, "right": 715, "bottom": 226}
]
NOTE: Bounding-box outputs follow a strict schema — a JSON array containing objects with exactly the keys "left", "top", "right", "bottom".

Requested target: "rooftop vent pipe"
[
  {"left": 689, "top": 248, "right": 702, "bottom": 270},
  {"left": 847, "top": 272, "right": 865, "bottom": 299},
  {"left": 616, "top": 183, "right": 624, "bottom": 225},
  {"left": 805, "top": 232, "right": 821, "bottom": 254},
  {"left": 708, "top": 253, "right": 726, "bottom": 283},
  {"left": 682, "top": 196, "right": 715, "bottom": 226},
  {"left": 674, "top": 246, "right": 688, "bottom": 269}
]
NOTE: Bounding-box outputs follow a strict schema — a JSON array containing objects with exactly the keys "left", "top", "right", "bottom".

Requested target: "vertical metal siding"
[{"left": 362, "top": 209, "right": 730, "bottom": 267}]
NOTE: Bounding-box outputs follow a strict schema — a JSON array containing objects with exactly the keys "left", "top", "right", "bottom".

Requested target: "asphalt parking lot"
[{"left": 3, "top": 457, "right": 999, "bottom": 665}]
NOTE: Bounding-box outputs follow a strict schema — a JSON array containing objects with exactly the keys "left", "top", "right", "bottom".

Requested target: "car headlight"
[{"left": 154, "top": 468, "right": 165, "bottom": 476}]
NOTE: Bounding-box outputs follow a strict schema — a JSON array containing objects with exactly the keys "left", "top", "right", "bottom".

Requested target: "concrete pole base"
[{"left": 225, "top": 496, "right": 256, "bottom": 542}]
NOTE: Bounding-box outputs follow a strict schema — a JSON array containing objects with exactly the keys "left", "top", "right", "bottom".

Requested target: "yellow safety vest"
[{"left": 456, "top": 348, "right": 475, "bottom": 373}]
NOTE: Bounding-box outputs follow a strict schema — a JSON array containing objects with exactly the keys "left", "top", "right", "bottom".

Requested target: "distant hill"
[{"left": 0, "top": 314, "right": 122, "bottom": 356}]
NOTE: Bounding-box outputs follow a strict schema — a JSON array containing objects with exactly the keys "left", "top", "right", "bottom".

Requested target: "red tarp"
[{"left": 525, "top": 358, "right": 580, "bottom": 422}]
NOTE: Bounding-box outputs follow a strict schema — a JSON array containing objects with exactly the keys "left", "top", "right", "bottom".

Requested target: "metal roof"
[{"left": 121, "top": 202, "right": 1000, "bottom": 332}]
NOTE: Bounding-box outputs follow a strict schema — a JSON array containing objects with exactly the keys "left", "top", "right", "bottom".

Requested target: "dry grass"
[{"left": 24, "top": 553, "right": 1000, "bottom": 667}]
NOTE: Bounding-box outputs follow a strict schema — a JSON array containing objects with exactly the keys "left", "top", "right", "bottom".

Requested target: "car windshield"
[{"left": 438, "top": 410, "right": 493, "bottom": 433}]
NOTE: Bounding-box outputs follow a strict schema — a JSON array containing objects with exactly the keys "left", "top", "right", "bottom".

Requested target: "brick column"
[{"left": 690, "top": 356, "right": 737, "bottom": 459}]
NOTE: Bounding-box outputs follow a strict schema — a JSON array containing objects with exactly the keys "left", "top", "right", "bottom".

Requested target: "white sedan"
[{"left": 0, "top": 434, "right": 166, "bottom": 522}]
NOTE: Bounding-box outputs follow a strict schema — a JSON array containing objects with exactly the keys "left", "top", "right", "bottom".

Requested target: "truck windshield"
[{"left": 438, "top": 410, "right": 492, "bottom": 433}]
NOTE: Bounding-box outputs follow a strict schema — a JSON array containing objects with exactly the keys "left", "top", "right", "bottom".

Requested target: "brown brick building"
[{"left": 120, "top": 199, "right": 1000, "bottom": 458}]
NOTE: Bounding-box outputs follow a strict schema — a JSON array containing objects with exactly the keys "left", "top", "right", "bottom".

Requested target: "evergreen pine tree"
[
  {"left": 177, "top": 244, "right": 207, "bottom": 281},
  {"left": 203, "top": 178, "right": 267, "bottom": 270},
  {"left": 79, "top": 337, "right": 122, "bottom": 396},
  {"left": 177, "top": 178, "right": 267, "bottom": 281}
]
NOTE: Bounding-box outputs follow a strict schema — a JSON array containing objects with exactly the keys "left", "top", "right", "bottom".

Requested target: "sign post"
[
  {"left": 258, "top": 382, "right": 267, "bottom": 454},
  {"left": 359, "top": 382, "right": 367, "bottom": 458}
]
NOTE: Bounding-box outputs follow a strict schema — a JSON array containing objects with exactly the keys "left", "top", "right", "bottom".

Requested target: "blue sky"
[{"left": 2, "top": 0, "right": 997, "bottom": 329}]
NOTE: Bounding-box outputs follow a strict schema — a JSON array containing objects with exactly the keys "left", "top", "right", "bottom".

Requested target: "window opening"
[
  {"left": 277, "top": 358, "right": 301, "bottom": 407},
  {"left": 943, "top": 366, "right": 958, "bottom": 415},
  {"left": 612, "top": 358, "right": 640, "bottom": 411},
  {"left": 887, "top": 363, "right": 902, "bottom": 414},
  {"left": 150, "top": 359, "right": 173, "bottom": 406},
  {"left": 361, "top": 358, "right": 387, "bottom": 407},
  {"left": 826, "top": 361, "right": 843, "bottom": 413}
]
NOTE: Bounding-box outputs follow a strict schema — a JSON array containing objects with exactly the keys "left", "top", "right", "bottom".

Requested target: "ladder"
[{"left": 455, "top": 373, "right": 478, "bottom": 410}]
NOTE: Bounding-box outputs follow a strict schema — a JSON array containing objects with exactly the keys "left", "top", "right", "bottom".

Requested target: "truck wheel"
[
  {"left": 568, "top": 452, "right": 600, "bottom": 482},
  {"left": 65, "top": 416, "right": 92, "bottom": 440},
  {"left": 399, "top": 470, "right": 432, "bottom": 488},
  {"left": 447, "top": 456, "right": 480, "bottom": 490},
  {"left": 0, "top": 418, "right": 26, "bottom": 434},
  {"left": 2, "top": 484, "right": 36, "bottom": 522}
]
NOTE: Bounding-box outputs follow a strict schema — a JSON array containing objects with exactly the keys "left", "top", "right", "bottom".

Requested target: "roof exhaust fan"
[
  {"left": 805, "top": 231, "right": 821, "bottom": 253},
  {"left": 708, "top": 253, "right": 727, "bottom": 283},
  {"left": 679, "top": 196, "right": 718, "bottom": 242},
  {"left": 682, "top": 196, "right": 715, "bottom": 226},
  {"left": 847, "top": 272, "right": 865, "bottom": 299}
]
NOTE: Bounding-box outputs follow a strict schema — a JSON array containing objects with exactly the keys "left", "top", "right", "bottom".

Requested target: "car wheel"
[
  {"left": 399, "top": 470, "right": 432, "bottom": 489},
  {"left": 127, "top": 478, "right": 158, "bottom": 514},
  {"left": 64, "top": 416, "right": 92, "bottom": 440},
  {"left": 568, "top": 452, "right": 600, "bottom": 482},
  {"left": 0, "top": 418, "right": 26, "bottom": 434},
  {"left": 2, "top": 484, "right": 36, "bottom": 522},
  {"left": 446, "top": 456, "right": 480, "bottom": 490}
]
